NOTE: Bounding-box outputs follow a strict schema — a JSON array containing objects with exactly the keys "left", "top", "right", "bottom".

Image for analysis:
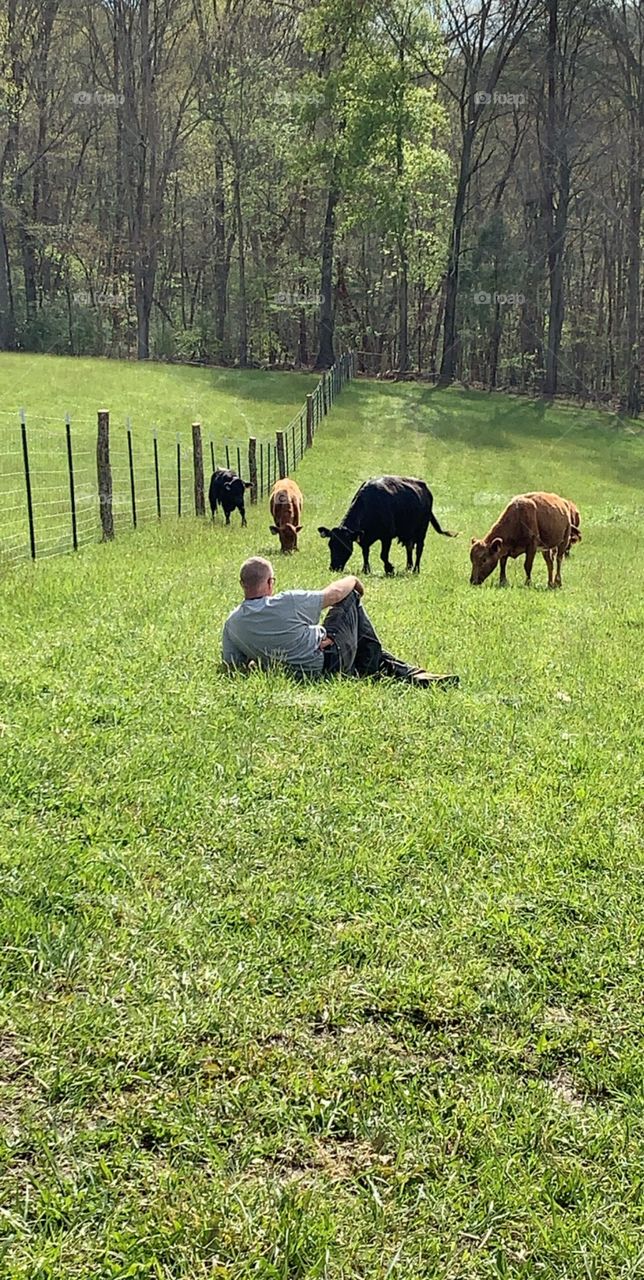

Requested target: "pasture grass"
[{"left": 1, "top": 376, "right": 643, "bottom": 1278}]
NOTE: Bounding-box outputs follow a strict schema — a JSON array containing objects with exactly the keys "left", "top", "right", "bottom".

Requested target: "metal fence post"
[
  {"left": 66, "top": 414, "right": 78, "bottom": 551},
  {"left": 306, "top": 393, "right": 314, "bottom": 447},
  {"left": 126, "top": 417, "right": 137, "bottom": 529},
  {"left": 153, "top": 430, "right": 161, "bottom": 518},
  {"left": 20, "top": 409, "right": 36, "bottom": 560}
]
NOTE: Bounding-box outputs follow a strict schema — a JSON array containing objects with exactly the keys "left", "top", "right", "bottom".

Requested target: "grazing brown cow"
[
  {"left": 470, "top": 492, "right": 577, "bottom": 589},
  {"left": 269, "top": 478, "right": 303, "bottom": 553}
]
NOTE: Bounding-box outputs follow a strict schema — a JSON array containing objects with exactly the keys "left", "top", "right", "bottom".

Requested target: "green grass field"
[
  {"left": 1, "top": 367, "right": 643, "bottom": 1279},
  {"left": 0, "top": 353, "right": 316, "bottom": 562}
]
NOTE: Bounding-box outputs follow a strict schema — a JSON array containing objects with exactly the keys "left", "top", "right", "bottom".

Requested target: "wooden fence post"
[
  {"left": 97, "top": 409, "right": 114, "bottom": 541},
  {"left": 192, "top": 421, "right": 205, "bottom": 516},
  {"left": 276, "top": 430, "right": 287, "bottom": 479},
  {"left": 248, "top": 436, "right": 258, "bottom": 504}
]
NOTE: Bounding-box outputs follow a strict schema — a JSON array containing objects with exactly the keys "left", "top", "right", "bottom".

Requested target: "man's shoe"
[{"left": 409, "top": 671, "right": 460, "bottom": 689}]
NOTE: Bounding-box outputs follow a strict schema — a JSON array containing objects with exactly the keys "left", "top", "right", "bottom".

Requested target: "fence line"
[{"left": 0, "top": 352, "right": 355, "bottom": 567}]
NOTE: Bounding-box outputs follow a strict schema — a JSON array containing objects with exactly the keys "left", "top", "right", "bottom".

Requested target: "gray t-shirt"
[{"left": 222, "top": 590, "right": 325, "bottom": 675}]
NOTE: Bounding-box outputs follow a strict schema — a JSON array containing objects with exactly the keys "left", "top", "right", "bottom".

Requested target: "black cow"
[
  {"left": 209, "top": 469, "right": 251, "bottom": 527},
  {"left": 318, "top": 475, "right": 457, "bottom": 576}
]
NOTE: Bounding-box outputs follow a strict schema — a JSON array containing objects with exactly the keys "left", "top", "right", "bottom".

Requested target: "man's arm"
[
  {"left": 222, "top": 623, "right": 249, "bottom": 669},
  {"left": 321, "top": 575, "right": 364, "bottom": 609}
]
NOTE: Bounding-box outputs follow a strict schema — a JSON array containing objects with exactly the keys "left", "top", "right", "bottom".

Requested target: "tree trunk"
[
  {"left": 438, "top": 126, "right": 474, "bottom": 385},
  {"left": 395, "top": 47, "right": 408, "bottom": 375},
  {"left": 429, "top": 280, "right": 445, "bottom": 381},
  {"left": 624, "top": 125, "right": 641, "bottom": 416},
  {"left": 542, "top": 0, "right": 570, "bottom": 398},
  {"left": 214, "top": 148, "right": 229, "bottom": 355},
  {"left": 297, "top": 189, "right": 308, "bottom": 367},
  {"left": 234, "top": 163, "right": 247, "bottom": 367},
  {"left": 488, "top": 301, "right": 502, "bottom": 389},
  {"left": 314, "top": 176, "right": 340, "bottom": 370},
  {"left": 0, "top": 210, "right": 15, "bottom": 348}
]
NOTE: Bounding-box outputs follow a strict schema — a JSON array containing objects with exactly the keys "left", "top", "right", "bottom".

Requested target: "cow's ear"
[
  {"left": 470, "top": 536, "right": 477, "bottom": 546},
  {"left": 244, "top": 481, "right": 252, "bottom": 490},
  {"left": 269, "top": 525, "right": 279, "bottom": 535},
  {"left": 318, "top": 526, "right": 331, "bottom": 538},
  {"left": 295, "top": 525, "right": 303, "bottom": 533},
  {"left": 490, "top": 537, "right": 503, "bottom": 552}
]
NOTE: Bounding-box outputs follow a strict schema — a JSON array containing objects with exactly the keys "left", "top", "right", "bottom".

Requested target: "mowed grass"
[
  {"left": 1, "top": 378, "right": 643, "bottom": 1279},
  {"left": 0, "top": 353, "right": 316, "bottom": 561}
]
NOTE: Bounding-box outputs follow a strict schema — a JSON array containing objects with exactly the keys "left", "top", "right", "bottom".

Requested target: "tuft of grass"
[{"left": 1, "top": 376, "right": 643, "bottom": 1278}]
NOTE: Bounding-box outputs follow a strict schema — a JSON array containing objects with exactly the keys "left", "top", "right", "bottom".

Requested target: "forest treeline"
[{"left": 0, "top": 1, "right": 642, "bottom": 412}]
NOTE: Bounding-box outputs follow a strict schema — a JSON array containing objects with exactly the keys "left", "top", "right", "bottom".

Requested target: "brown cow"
[
  {"left": 269, "top": 478, "right": 303, "bottom": 553},
  {"left": 470, "top": 492, "right": 577, "bottom": 589},
  {"left": 564, "top": 499, "right": 581, "bottom": 556}
]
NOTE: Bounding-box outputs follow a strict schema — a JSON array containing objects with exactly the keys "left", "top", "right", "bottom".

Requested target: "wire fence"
[{"left": 0, "top": 352, "right": 355, "bottom": 568}]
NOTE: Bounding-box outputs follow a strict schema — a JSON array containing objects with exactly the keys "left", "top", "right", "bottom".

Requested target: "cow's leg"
[
  {"left": 225, "top": 510, "right": 231, "bottom": 526},
  {"left": 413, "top": 535, "right": 426, "bottom": 574},
  {"left": 239, "top": 504, "right": 247, "bottom": 528},
  {"left": 543, "top": 549, "right": 556, "bottom": 588},
  {"left": 554, "top": 541, "right": 566, "bottom": 587},
  {"left": 361, "top": 541, "right": 372, "bottom": 574},
  {"left": 523, "top": 542, "right": 537, "bottom": 585},
  {"left": 498, "top": 555, "right": 509, "bottom": 586},
  {"left": 380, "top": 538, "right": 395, "bottom": 576},
  {"left": 405, "top": 542, "right": 414, "bottom": 571}
]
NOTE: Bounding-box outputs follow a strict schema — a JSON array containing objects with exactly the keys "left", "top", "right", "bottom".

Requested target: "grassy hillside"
[
  {"left": 1, "top": 377, "right": 643, "bottom": 1278},
  {"left": 0, "top": 352, "right": 315, "bottom": 432}
]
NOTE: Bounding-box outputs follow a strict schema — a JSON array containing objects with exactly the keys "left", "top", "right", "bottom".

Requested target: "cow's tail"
[{"left": 429, "top": 507, "right": 459, "bottom": 538}]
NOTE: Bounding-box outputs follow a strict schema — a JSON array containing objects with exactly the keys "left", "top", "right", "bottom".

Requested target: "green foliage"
[{"left": 1, "top": 366, "right": 644, "bottom": 1275}]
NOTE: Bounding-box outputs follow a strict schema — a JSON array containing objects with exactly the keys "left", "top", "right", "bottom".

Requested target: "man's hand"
[{"left": 321, "top": 575, "right": 365, "bottom": 609}]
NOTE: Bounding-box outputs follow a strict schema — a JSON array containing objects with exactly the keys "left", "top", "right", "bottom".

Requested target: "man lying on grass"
[{"left": 222, "top": 556, "right": 458, "bottom": 688}]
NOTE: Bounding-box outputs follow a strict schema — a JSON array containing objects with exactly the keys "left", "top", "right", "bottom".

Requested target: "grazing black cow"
[
  {"left": 209, "top": 469, "right": 251, "bottom": 527},
  {"left": 318, "top": 475, "right": 457, "bottom": 576}
]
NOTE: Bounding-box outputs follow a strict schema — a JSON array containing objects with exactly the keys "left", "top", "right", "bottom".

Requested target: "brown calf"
[
  {"left": 269, "top": 478, "right": 303, "bottom": 554},
  {"left": 470, "top": 491, "right": 577, "bottom": 589}
]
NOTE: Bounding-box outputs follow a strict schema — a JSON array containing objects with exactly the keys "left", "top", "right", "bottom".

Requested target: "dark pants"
[{"left": 322, "top": 591, "right": 419, "bottom": 681}]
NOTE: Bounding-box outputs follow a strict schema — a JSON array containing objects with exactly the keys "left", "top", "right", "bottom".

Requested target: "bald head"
[{"left": 240, "top": 556, "right": 274, "bottom": 599}]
